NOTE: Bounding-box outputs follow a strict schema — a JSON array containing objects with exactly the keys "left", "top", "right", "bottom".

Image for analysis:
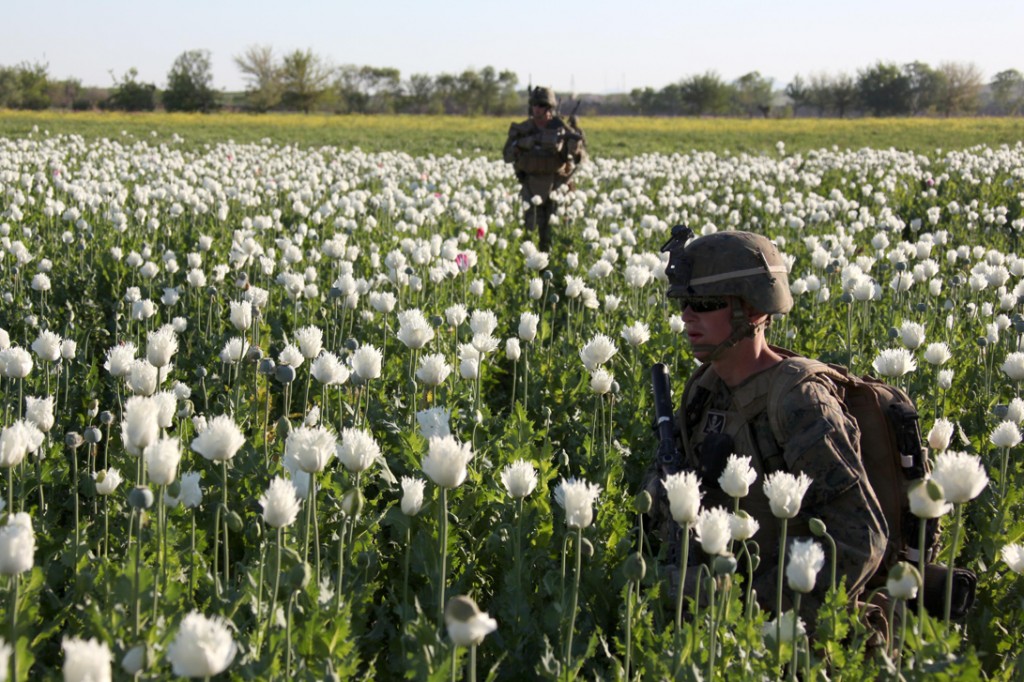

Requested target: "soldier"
[
  {"left": 503, "top": 86, "right": 586, "bottom": 253},
  {"left": 653, "top": 227, "right": 888, "bottom": 622}
]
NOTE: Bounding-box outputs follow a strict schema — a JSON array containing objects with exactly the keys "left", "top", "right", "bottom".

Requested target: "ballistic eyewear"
[{"left": 675, "top": 297, "right": 729, "bottom": 313}]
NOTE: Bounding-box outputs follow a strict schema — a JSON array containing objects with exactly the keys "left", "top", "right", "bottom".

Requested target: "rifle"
[{"left": 651, "top": 363, "right": 680, "bottom": 475}]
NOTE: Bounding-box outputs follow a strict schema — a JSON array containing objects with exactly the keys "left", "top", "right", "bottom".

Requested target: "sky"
[{"left": 4, "top": 0, "right": 1023, "bottom": 94}]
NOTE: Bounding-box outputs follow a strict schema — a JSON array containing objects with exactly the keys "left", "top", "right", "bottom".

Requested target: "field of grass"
[{"left": 1, "top": 109, "right": 1023, "bottom": 157}]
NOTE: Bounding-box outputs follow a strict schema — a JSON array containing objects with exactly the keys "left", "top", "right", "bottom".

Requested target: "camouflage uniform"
[
  {"left": 670, "top": 358, "right": 889, "bottom": 620},
  {"left": 502, "top": 87, "right": 586, "bottom": 252}
]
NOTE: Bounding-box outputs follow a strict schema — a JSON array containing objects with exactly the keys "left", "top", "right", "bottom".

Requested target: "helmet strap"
[{"left": 691, "top": 299, "right": 761, "bottom": 362}]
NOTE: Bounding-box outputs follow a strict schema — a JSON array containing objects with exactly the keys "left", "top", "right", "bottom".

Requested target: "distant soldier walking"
[{"left": 503, "top": 86, "right": 586, "bottom": 252}]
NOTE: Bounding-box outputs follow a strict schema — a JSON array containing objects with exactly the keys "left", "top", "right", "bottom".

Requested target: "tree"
[
  {"left": 405, "top": 73, "right": 437, "bottom": 114},
  {"left": 466, "top": 66, "right": 519, "bottom": 116},
  {"left": 104, "top": 68, "right": 156, "bottom": 111},
  {"left": 903, "top": 61, "right": 942, "bottom": 114},
  {"left": 830, "top": 73, "right": 857, "bottom": 118},
  {"left": 494, "top": 70, "right": 520, "bottom": 115},
  {"left": 679, "top": 71, "right": 732, "bottom": 116},
  {"left": 280, "top": 49, "right": 332, "bottom": 113},
  {"left": 234, "top": 45, "right": 282, "bottom": 112},
  {"left": 629, "top": 87, "right": 658, "bottom": 115},
  {"left": 733, "top": 71, "right": 773, "bottom": 117},
  {"left": 805, "top": 73, "right": 834, "bottom": 116},
  {"left": 785, "top": 75, "right": 812, "bottom": 116},
  {"left": 0, "top": 67, "right": 16, "bottom": 108},
  {"left": 856, "top": 62, "right": 912, "bottom": 116},
  {"left": 935, "top": 62, "right": 982, "bottom": 116},
  {"left": 0, "top": 62, "right": 52, "bottom": 110},
  {"left": 990, "top": 69, "right": 1024, "bottom": 115},
  {"left": 48, "top": 78, "right": 81, "bottom": 109},
  {"left": 164, "top": 49, "right": 218, "bottom": 112},
  {"left": 359, "top": 66, "right": 402, "bottom": 113}
]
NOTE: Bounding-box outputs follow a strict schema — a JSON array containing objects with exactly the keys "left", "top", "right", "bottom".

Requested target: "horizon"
[{"left": 2, "top": 0, "right": 1022, "bottom": 95}]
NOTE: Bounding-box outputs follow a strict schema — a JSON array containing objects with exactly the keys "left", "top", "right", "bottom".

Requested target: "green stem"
[
  {"left": 222, "top": 461, "right": 230, "bottom": 590},
  {"left": 264, "top": 528, "right": 283, "bottom": 653},
  {"left": 254, "top": 535, "right": 266, "bottom": 655},
  {"left": 10, "top": 574, "right": 18, "bottom": 682},
  {"left": 213, "top": 503, "right": 221, "bottom": 598},
  {"left": 514, "top": 497, "right": 524, "bottom": 596},
  {"left": 133, "top": 508, "right": 143, "bottom": 638},
  {"left": 944, "top": 503, "right": 964, "bottom": 627},
  {"left": 401, "top": 526, "right": 411, "bottom": 661},
  {"left": 917, "top": 519, "right": 927, "bottom": 633},
  {"left": 707, "top": 574, "right": 718, "bottom": 682},
  {"left": 335, "top": 516, "right": 347, "bottom": 611},
  {"left": 625, "top": 580, "right": 633, "bottom": 681},
  {"left": 285, "top": 593, "right": 294, "bottom": 677},
  {"left": 776, "top": 518, "right": 789, "bottom": 665},
  {"left": 999, "top": 446, "right": 1010, "bottom": 500},
  {"left": 676, "top": 522, "right": 691, "bottom": 632},
  {"left": 789, "top": 593, "right": 802, "bottom": 682},
  {"left": 893, "top": 599, "right": 908, "bottom": 680},
  {"left": 190, "top": 510, "right": 196, "bottom": 604},
  {"left": 438, "top": 487, "right": 449, "bottom": 630},
  {"left": 564, "top": 526, "right": 583, "bottom": 681},
  {"left": 71, "top": 443, "right": 80, "bottom": 559}
]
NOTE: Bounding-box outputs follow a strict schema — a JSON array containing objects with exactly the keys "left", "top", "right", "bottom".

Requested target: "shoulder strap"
[
  {"left": 678, "top": 362, "right": 714, "bottom": 461},
  {"left": 766, "top": 356, "right": 836, "bottom": 441}
]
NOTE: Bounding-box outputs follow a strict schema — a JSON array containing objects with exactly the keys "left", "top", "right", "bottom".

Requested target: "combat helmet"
[
  {"left": 529, "top": 86, "right": 557, "bottom": 108},
  {"left": 662, "top": 226, "right": 792, "bottom": 314},
  {"left": 662, "top": 226, "right": 792, "bottom": 358}
]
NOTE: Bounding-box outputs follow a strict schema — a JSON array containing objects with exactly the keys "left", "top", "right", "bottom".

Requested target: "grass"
[{"left": 2, "top": 109, "right": 1024, "bottom": 157}]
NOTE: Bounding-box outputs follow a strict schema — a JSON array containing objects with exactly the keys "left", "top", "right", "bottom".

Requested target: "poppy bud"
[
  {"left": 276, "top": 415, "right": 292, "bottom": 442},
  {"left": 341, "top": 488, "right": 365, "bottom": 518},
  {"left": 284, "top": 562, "right": 312, "bottom": 594},
  {"left": 224, "top": 509, "right": 243, "bottom": 533},
  {"left": 623, "top": 552, "right": 646, "bottom": 582},
  {"left": 128, "top": 486, "right": 155, "bottom": 510}
]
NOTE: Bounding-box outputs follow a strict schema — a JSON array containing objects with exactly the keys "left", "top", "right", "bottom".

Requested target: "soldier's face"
[
  {"left": 532, "top": 104, "right": 553, "bottom": 125},
  {"left": 680, "top": 300, "right": 733, "bottom": 359}
]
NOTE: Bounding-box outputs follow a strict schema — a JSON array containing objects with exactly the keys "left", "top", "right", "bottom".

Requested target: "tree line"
[{"left": 1, "top": 48, "right": 1023, "bottom": 117}]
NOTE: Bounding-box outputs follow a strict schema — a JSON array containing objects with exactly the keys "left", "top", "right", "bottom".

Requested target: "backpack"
[{"left": 765, "top": 348, "right": 940, "bottom": 588}]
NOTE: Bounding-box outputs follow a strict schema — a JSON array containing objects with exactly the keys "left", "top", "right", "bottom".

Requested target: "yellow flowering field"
[{"left": 2, "top": 109, "right": 1024, "bottom": 157}]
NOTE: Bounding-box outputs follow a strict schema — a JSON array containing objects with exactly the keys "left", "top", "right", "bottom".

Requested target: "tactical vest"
[{"left": 677, "top": 362, "right": 813, "bottom": 562}]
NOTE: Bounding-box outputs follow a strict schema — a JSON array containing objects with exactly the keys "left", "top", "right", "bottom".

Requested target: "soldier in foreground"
[
  {"left": 502, "top": 86, "right": 586, "bottom": 252},
  {"left": 652, "top": 227, "right": 889, "bottom": 621}
]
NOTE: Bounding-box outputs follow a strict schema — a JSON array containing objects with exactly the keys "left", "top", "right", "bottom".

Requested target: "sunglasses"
[{"left": 675, "top": 297, "right": 729, "bottom": 313}]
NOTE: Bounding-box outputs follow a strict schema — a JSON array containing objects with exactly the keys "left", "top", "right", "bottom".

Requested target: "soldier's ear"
[{"left": 740, "top": 301, "right": 769, "bottom": 325}]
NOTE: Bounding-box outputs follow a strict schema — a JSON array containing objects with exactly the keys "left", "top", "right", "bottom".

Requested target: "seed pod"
[
  {"left": 128, "top": 486, "right": 155, "bottom": 510},
  {"left": 633, "top": 490, "right": 652, "bottom": 514}
]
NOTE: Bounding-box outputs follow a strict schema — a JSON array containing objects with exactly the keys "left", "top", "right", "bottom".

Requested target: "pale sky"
[{"left": 4, "top": 0, "right": 1022, "bottom": 94}]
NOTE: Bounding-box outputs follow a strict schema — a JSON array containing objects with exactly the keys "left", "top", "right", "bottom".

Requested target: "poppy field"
[{"left": 0, "top": 123, "right": 1023, "bottom": 680}]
